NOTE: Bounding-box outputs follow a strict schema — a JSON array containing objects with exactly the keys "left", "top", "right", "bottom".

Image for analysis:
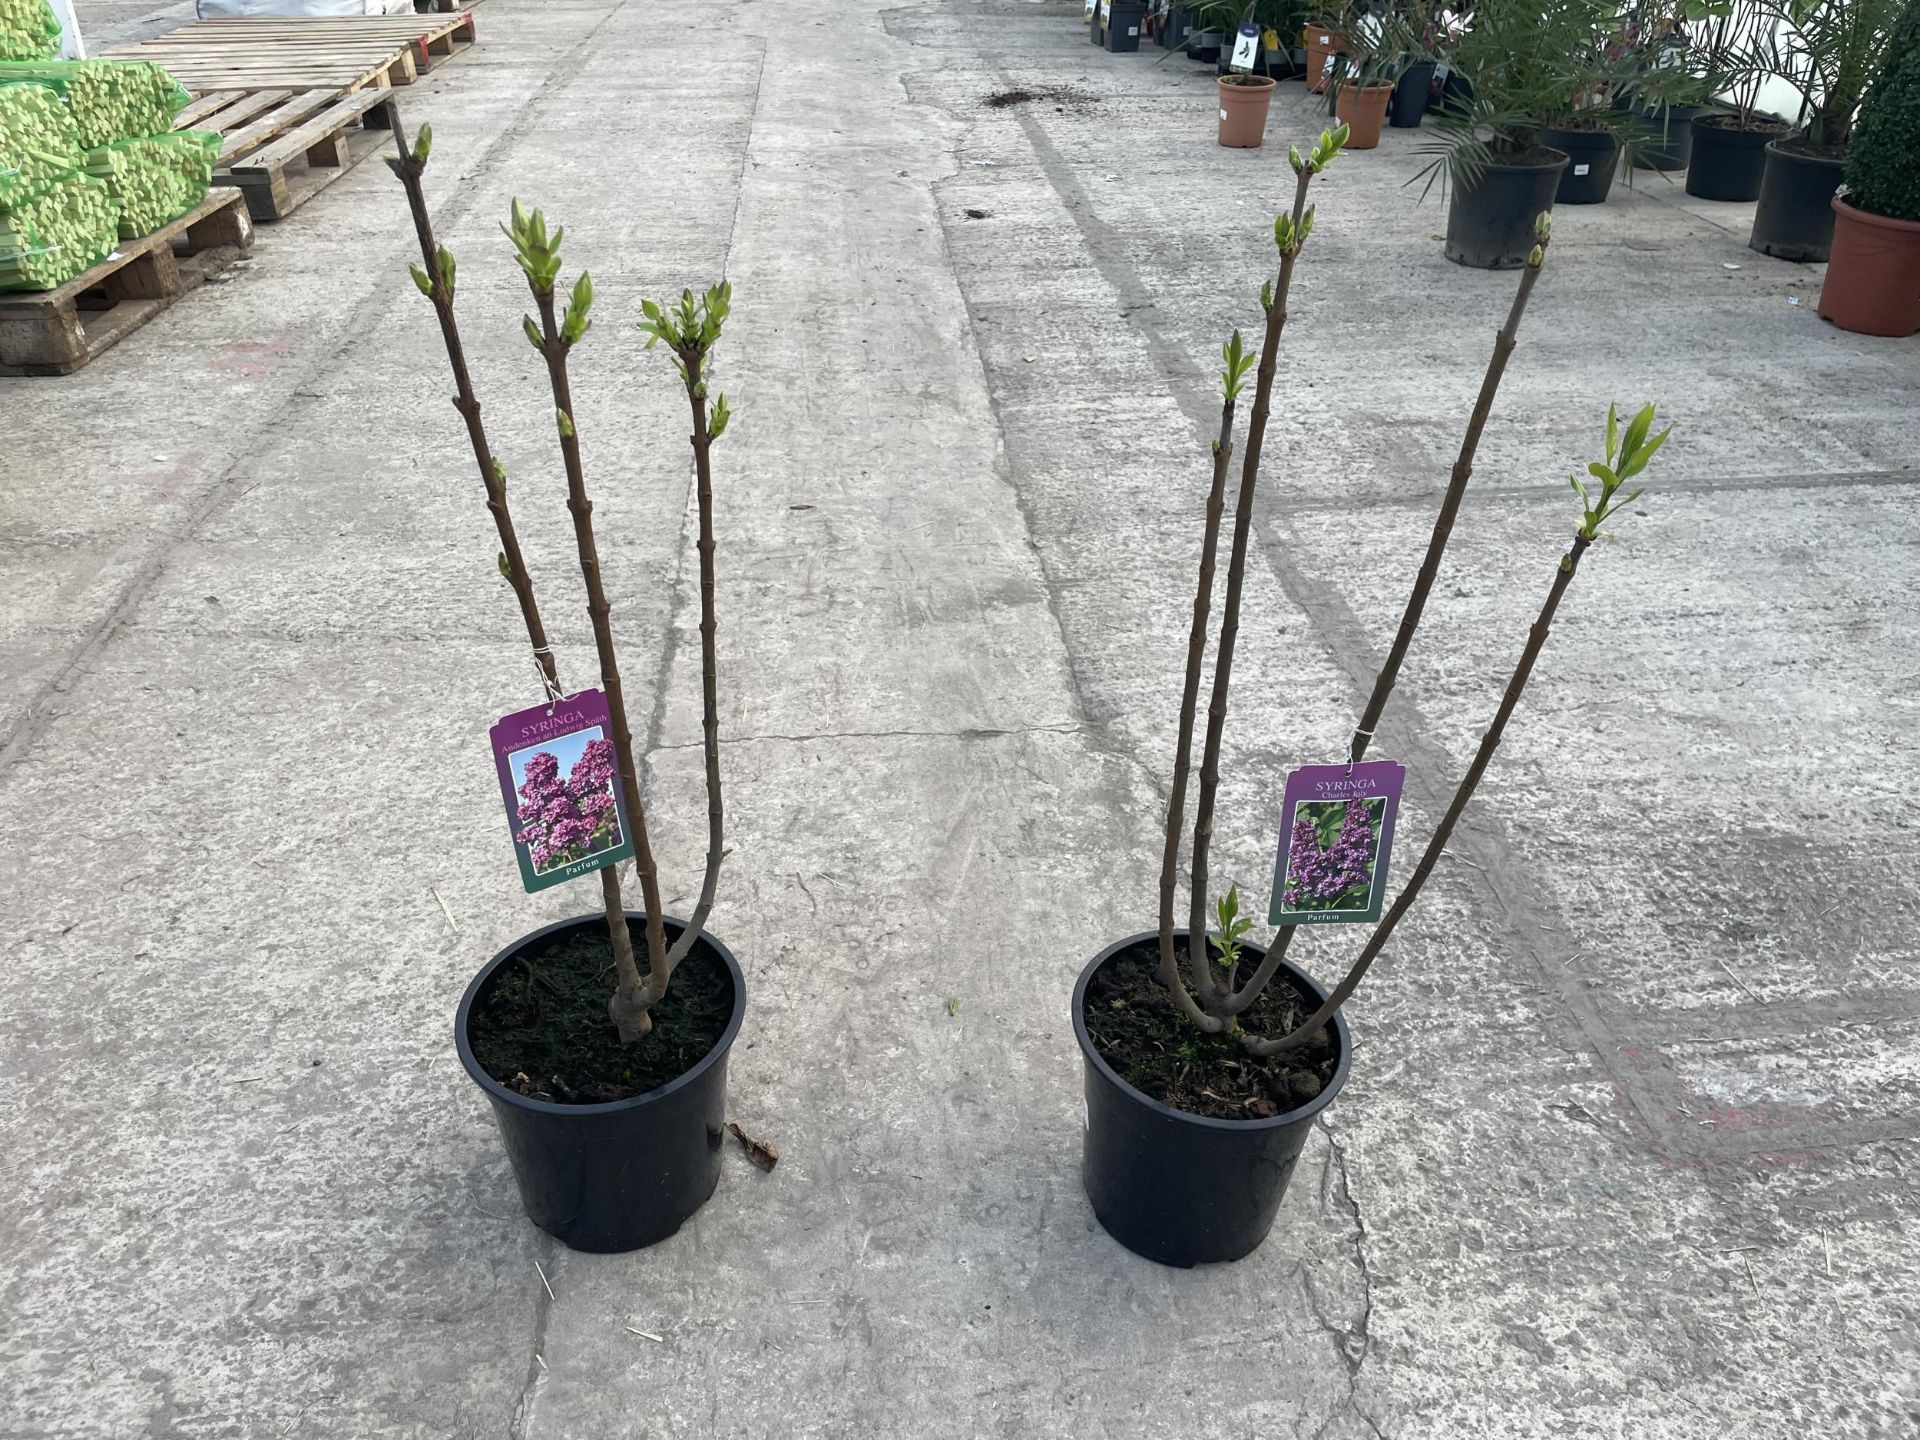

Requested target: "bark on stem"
[
  {"left": 387, "top": 124, "right": 642, "bottom": 1032},
  {"left": 1243, "top": 534, "right": 1593, "bottom": 1058},
  {"left": 660, "top": 349, "right": 725, "bottom": 975},
  {"left": 530, "top": 285, "right": 666, "bottom": 1043},
  {"left": 1346, "top": 240, "right": 1551, "bottom": 767},
  {"left": 1185, "top": 165, "right": 1315, "bottom": 1019},
  {"left": 1156, "top": 397, "right": 1238, "bottom": 1033},
  {"left": 1223, "top": 235, "right": 1551, "bottom": 1020}
]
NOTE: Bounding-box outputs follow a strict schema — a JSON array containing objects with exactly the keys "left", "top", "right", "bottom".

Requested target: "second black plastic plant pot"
[
  {"left": 1102, "top": 2, "right": 1146, "bottom": 51},
  {"left": 1389, "top": 61, "right": 1435, "bottom": 127},
  {"left": 1541, "top": 127, "right": 1618, "bottom": 205},
  {"left": 1444, "top": 150, "right": 1568, "bottom": 269},
  {"left": 1074, "top": 931, "right": 1353, "bottom": 1267},
  {"left": 456, "top": 912, "right": 745, "bottom": 1254}
]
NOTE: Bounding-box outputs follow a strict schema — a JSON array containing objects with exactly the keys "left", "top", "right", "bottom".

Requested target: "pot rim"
[
  {"left": 1218, "top": 73, "right": 1277, "bottom": 92},
  {"left": 1073, "top": 928, "right": 1353, "bottom": 1133},
  {"left": 1831, "top": 194, "right": 1920, "bottom": 234},
  {"left": 1335, "top": 80, "right": 1395, "bottom": 95},
  {"left": 455, "top": 910, "right": 746, "bottom": 1119},
  {"left": 1764, "top": 135, "right": 1847, "bottom": 168},
  {"left": 1476, "top": 146, "right": 1571, "bottom": 174}
]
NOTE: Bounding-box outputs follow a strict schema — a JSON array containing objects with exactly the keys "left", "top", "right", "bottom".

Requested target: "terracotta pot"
[
  {"left": 1302, "top": 25, "right": 1345, "bottom": 93},
  {"left": 1334, "top": 82, "right": 1393, "bottom": 149},
  {"left": 1217, "top": 74, "right": 1276, "bottom": 149},
  {"left": 1817, "top": 196, "right": 1920, "bottom": 338}
]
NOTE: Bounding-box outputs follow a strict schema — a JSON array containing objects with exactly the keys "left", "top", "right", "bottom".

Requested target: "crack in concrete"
[
  {"left": 1280, "top": 466, "right": 1918, "bottom": 515},
  {"left": 505, "top": 1239, "right": 559, "bottom": 1440},
  {"left": 1318, "top": 1117, "right": 1386, "bottom": 1440},
  {"left": 649, "top": 720, "right": 1089, "bottom": 750}
]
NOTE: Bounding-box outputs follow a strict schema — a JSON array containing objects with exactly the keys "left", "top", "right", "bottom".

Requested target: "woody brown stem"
[
  {"left": 1243, "top": 534, "right": 1592, "bottom": 1058},
  {"left": 1347, "top": 237, "right": 1551, "bottom": 766},
  {"left": 659, "top": 349, "right": 725, "bottom": 978},
  {"left": 386, "top": 122, "right": 641, "bottom": 1028},
  {"left": 530, "top": 284, "right": 666, "bottom": 1044},
  {"left": 1185, "top": 163, "right": 1315, "bottom": 1022},
  {"left": 1157, "top": 396, "right": 1238, "bottom": 1033}
]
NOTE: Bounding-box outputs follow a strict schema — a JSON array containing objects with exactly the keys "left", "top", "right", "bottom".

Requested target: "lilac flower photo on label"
[
  {"left": 510, "top": 732, "right": 625, "bottom": 874},
  {"left": 1282, "top": 798, "right": 1383, "bottom": 912}
]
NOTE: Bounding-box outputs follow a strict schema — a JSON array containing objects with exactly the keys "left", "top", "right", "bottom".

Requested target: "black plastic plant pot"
[
  {"left": 1540, "top": 127, "right": 1618, "bottom": 204},
  {"left": 1073, "top": 930, "right": 1353, "bottom": 1268},
  {"left": 1749, "top": 138, "right": 1846, "bottom": 261},
  {"left": 1685, "top": 116, "right": 1784, "bottom": 201},
  {"left": 455, "top": 912, "right": 746, "bottom": 1254},
  {"left": 1389, "top": 61, "right": 1435, "bottom": 127},
  {"left": 1445, "top": 149, "right": 1568, "bottom": 269},
  {"left": 1629, "top": 105, "right": 1703, "bottom": 171},
  {"left": 1186, "top": 28, "right": 1222, "bottom": 63},
  {"left": 1102, "top": 2, "right": 1146, "bottom": 51}
]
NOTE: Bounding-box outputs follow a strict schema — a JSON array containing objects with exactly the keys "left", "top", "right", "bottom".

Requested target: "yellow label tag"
[{"left": 1263, "top": 27, "right": 1280, "bottom": 49}]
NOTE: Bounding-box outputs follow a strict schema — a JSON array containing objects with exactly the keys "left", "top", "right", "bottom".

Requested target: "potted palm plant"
[
  {"left": 1322, "top": 0, "right": 1427, "bottom": 148},
  {"left": 1684, "top": 0, "right": 1791, "bottom": 199},
  {"left": 1074, "top": 132, "right": 1676, "bottom": 1266},
  {"left": 1749, "top": 0, "right": 1902, "bottom": 260},
  {"left": 1419, "top": 0, "right": 1625, "bottom": 265},
  {"left": 388, "top": 123, "right": 747, "bottom": 1254},
  {"left": 1818, "top": 0, "right": 1920, "bottom": 335}
]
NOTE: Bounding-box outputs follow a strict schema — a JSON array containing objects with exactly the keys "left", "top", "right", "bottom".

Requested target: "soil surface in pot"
[
  {"left": 1774, "top": 132, "right": 1847, "bottom": 162},
  {"left": 1697, "top": 113, "right": 1788, "bottom": 135},
  {"left": 470, "top": 924, "right": 733, "bottom": 1103},
  {"left": 1220, "top": 73, "right": 1273, "bottom": 88},
  {"left": 1486, "top": 143, "right": 1569, "bottom": 168},
  {"left": 1085, "top": 938, "right": 1338, "bottom": 1120}
]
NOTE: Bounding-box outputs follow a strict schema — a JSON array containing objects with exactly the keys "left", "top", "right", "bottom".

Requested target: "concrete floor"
[{"left": 4, "top": 0, "right": 1918, "bottom": 1435}]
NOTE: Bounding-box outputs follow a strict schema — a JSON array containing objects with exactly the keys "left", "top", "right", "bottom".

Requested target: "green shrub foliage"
[{"left": 1845, "top": 0, "right": 1920, "bottom": 221}]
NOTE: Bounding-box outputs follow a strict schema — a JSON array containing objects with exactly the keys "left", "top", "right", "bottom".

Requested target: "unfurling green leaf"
[
  {"left": 1274, "top": 213, "right": 1295, "bottom": 252},
  {"left": 1207, "top": 884, "right": 1256, "bottom": 968},
  {"left": 409, "top": 263, "right": 433, "bottom": 297},
  {"left": 1288, "top": 142, "right": 1305, "bottom": 175},
  {"left": 556, "top": 408, "right": 574, "bottom": 438},
  {"left": 491, "top": 458, "right": 507, "bottom": 489},
  {"left": 710, "top": 393, "right": 732, "bottom": 440},
  {"left": 436, "top": 244, "right": 456, "bottom": 295},
  {"left": 1527, "top": 243, "right": 1544, "bottom": 268},
  {"left": 412, "top": 122, "right": 432, "bottom": 166},
  {"left": 1532, "top": 210, "right": 1552, "bottom": 241},
  {"left": 1299, "top": 204, "right": 1316, "bottom": 243},
  {"left": 497, "top": 551, "right": 510, "bottom": 579},
  {"left": 1578, "top": 402, "right": 1669, "bottom": 539},
  {"left": 1260, "top": 278, "right": 1273, "bottom": 313},
  {"left": 522, "top": 314, "right": 544, "bottom": 352},
  {"left": 1604, "top": 403, "right": 1619, "bottom": 464}
]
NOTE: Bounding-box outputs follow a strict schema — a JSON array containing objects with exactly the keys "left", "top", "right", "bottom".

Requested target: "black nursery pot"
[
  {"left": 1748, "top": 138, "right": 1846, "bottom": 261},
  {"left": 455, "top": 912, "right": 746, "bottom": 1254},
  {"left": 1101, "top": 1, "right": 1146, "bottom": 51},
  {"left": 1629, "top": 105, "right": 1703, "bottom": 171},
  {"left": 1540, "top": 127, "right": 1618, "bottom": 204},
  {"left": 1445, "top": 149, "right": 1568, "bottom": 269},
  {"left": 1686, "top": 116, "right": 1785, "bottom": 201},
  {"left": 1389, "top": 60, "right": 1435, "bottom": 127},
  {"left": 1074, "top": 930, "right": 1353, "bottom": 1267}
]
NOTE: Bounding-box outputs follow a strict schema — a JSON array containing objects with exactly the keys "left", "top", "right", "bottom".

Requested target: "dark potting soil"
[
  {"left": 1696, "top": 112, "right": 1789, "bottom": 135},
  {"left": 1775, "top": 131, "right": 1847, "bottom": 161},
  {"left": 469, "top": 922, "right": 733, "bottom": 1104},
  {"left": 1490, "top": 143, "right": 1573, "bottom": 168},
  {"left": 984, "top": 87, "right": 1099, "bottom": 113},
  {"left": 1084, "top": 939, "right": 1339, "bottom": 1121}
]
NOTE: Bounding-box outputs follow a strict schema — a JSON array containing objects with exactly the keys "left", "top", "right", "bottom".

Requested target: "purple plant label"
[
  {"left": 1268, "top": 760, "right": 1407, "bottom": 927},
  {"left": 489, "top": 689, "right": 636, "bottom": 894}
]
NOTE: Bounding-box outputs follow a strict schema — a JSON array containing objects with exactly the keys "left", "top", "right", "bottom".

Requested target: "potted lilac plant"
[
  {"left": 1072, "top": 127, "right": 1674, "bottom": 1266},
  {"left": 388, "top": 121, "right": 746, "bottom": 1253}
]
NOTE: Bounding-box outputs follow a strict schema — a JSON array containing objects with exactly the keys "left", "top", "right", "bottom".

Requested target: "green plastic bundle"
[
  {"left": 0, "top": 168, "right": 118, "bottom": 291},
  {"left": 0, "top": 59, "right": 190, "bottom": 149},
  {"left": 0, "top": 78, "right": 78, "bottom": 204},
  {"left": 82, "top": 129, "right": 216, "bottom": 235},
  {"left": 0, "top": 0, "right": 60, "bottom": 63}
]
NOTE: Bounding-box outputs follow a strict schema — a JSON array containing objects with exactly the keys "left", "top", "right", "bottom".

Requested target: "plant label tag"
[
  {"left": 1268, "top": 760, "right": 1407, "bottom": 926},
  {"left": 1574, "top": 162, "right": 1590, "bottom": 175},
  {"left": 1230, "top": 22, "right": 1260, "bottom": 71},
  {"left": 489, "top": 689, "right": 635, "bottom": 894},
  {"left": 1084, "top": 0, "right": 1094, "bottom": 15},
  {"left": 1319, "top": 32, "right": 1332, "bottom": 44},
  {"left": 1098, "top": 0, "right": 1110, "bottom": 20}
]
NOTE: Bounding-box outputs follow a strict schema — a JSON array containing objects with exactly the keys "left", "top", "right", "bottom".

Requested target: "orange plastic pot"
[
  {"left": 1334, "top": 82, "right": 1393, "bottom": 149},
  {"left": 1302, "top": 25, "right": 1346, "bottom": 93},
  {"left": 1817, "top": 196, "right": 1920, "bottom": 337},
  {"left": 1217, "top": 74, "right": 1277, "bottom": 149}
]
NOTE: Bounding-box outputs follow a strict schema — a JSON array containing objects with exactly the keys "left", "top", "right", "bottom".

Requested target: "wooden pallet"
[
  {"left": 105, "top": 13, "right": 476, "bottom": 94},
  {"left": 0, "top": 188, "right": 254, "bottom": 376},
  {"left": 176, "top": 87, "right": 398, "bottom": 221}
]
